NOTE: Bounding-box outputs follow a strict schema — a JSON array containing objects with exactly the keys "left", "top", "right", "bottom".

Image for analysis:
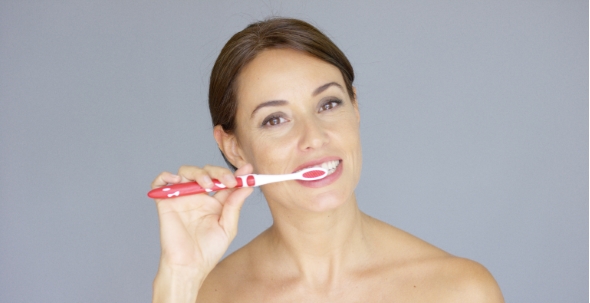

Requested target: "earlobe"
[{"left": 213, "top": 125, "right": 246, "bottom": 168}]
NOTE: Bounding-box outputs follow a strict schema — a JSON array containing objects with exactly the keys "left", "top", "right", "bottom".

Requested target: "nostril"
[{"left": 298, "top": 120, "right": 329, "bottom": 151}]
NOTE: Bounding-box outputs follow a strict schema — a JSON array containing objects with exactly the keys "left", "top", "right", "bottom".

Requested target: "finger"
[
  {"left": 210, "top": 163, "right": 254, "bottom": 202},
  {"left": 177, "top": 165, "right": 236, "bottom": 188},
  {"left": 212, "top": 187, "right": 231, "bottom": 203},
  {"left": 203, "top": 165, "right": 238, "bottom": 188},
  {"left": 177, "top": 165, "right": 215, "bottom": 188},
  {"left": 213, "top": 164, "right": 252, "bottom": 204},
  {"left": 219, "top": 187, "right": 254, "bottom": 240},
  {"left": 151, "top": 171, "right": 182, "bottom": 189}
]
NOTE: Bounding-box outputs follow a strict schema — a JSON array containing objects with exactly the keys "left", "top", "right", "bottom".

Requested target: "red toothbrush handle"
[
  {"left": 147, "top": 178, "right": 242, "bottom": 199},
  {"left": 148, "top": 174, "right": 257, "bottom": 199}
]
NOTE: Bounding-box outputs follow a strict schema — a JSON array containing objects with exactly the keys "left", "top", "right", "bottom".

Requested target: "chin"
[{"left": 300, "top": 190, "right": 356, "bottom": 213}]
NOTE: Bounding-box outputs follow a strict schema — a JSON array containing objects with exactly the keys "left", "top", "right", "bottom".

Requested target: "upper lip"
[{"left": 292, "top": 156, "right": 341, "bottom": 173}]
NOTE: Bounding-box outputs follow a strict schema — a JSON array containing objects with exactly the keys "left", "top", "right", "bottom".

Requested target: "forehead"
[{"left": 235, "top": 48, "right": 344, "bottom": 108}]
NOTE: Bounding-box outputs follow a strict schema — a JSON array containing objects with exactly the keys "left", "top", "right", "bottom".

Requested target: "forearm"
[{"left": 152, "top": 264, "right": 207, "bottom": 303}]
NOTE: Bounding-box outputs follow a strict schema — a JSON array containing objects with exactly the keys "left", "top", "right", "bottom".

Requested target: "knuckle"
[
  {"left": 202, "top": 164, "right": 216, "bottom": 170},
  {"left": 178, "top": 165, "right": 202, "bottom": 176},
  {"left": 203, "top": 165, "right": 230, "bottom": 177},
  {"left": 150, "top": 172, "right": 167, "bottom": 188},
  {"left": 177, "top": 165, "right": 192, "bottom": 173}
]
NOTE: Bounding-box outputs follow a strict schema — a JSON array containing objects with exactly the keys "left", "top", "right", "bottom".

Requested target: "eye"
[
  {"left": 318, "top": 99, "right": 342, "bottom": 112},
  {"left": 261, "top": 114, "right": 288, "bottom": 127}
]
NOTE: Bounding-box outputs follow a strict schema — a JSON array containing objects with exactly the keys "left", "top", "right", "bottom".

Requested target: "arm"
[{"left": 152, "top": 263, "right": 206, "bottom": 302}]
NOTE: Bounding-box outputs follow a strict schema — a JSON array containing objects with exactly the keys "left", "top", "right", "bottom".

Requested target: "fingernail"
[
  {"left": 222, "top": 174, "right": 236, "bottom": 186},
  {"left": 203, "top": 176, "right": 213, "bottom": 186}
]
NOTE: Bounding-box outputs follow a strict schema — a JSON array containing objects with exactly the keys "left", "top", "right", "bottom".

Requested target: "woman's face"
[{"left": 229, "top": 48, "right": 362, "bottom": 211}]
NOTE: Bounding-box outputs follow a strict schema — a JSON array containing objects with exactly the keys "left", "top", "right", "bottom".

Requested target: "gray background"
[{"left": 0, "top": 1, "right": 587, "bottom": 302}]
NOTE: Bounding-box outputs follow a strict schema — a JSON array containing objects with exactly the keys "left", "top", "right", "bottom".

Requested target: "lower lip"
[{"left": 296, "top": 161, "right": 343, "bottom": 188}]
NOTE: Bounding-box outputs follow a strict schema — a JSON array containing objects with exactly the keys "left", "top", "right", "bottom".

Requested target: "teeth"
[{"left": 299, "top": 160, "right": 340, "bottom": 176}]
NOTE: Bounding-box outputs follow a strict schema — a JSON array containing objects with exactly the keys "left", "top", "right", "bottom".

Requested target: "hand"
[{"left": 151, "top": 164, "right": 254, "bottom": 276}]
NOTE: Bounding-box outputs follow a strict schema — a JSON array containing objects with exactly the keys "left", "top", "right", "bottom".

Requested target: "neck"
[{"left": 264, "top": 194, "right": 372, "bottom": 285}]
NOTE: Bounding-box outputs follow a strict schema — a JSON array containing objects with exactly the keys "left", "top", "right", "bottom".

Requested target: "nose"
[{"left": 297, "top": 116, "right": 329, "bottom": 151}]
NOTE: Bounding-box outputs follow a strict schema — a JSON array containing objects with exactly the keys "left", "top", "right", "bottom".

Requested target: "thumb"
[
  {"left": 234, "top": 163, "right": 253, "bottom": 176},
  {"left": 219, "top": 186, "right": 253, "bottom": 240}
]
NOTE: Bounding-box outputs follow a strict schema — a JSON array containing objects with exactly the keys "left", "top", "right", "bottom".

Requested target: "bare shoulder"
[
  {"left": 197, "top": 241, "right": 254, "bottom": 303},
  {"left": 365, "top": 216, "right": 504, "bottom": 302},
  {"left": 424, "top": 257, "right": 505, "bottom": 303}
]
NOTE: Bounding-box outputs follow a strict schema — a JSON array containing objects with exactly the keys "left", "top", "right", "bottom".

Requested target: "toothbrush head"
[{"left": 300, "top": 168, "right": 328, "bottom": 180}]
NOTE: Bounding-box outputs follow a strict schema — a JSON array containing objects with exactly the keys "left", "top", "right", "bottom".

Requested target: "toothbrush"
[{"left": 148, "top": 167, "right": 328, "bottom": 199}]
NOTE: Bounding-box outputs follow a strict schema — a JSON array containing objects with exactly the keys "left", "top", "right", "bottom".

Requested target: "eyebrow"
[
  {"left": 313, "top": 82, "right": 344, "bottom": 96},
  {"left": 251, "top": 100, "right": 288, "bottom": 117},
  {"left": 250, "top": 82, "right": 345, "bottom": 117}
]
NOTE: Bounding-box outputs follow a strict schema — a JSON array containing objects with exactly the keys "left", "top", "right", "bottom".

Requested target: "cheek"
[
  {"left": 335, "top": 113, "right": 362, "bottom": 168},
  {"left": 242, "top": 132, "right": 298, "bottom": 174},
  {"left": 333, "top": 112, "right": 361, "bottom": 145}
]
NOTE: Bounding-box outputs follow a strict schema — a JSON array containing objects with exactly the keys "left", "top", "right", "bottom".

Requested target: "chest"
[{"left": 221, "top": 274, "right": 429, "bottom": 303}]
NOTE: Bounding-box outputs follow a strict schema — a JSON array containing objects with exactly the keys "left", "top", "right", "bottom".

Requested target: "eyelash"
[
  {"left": 261, "top": 114, "right": 287, "bottom": 127},
  {"left": 260, "top": 98, "right": 343, "bottom": 127},
  {"left": 318, "top": 98, "right": 342, "bottom": 112}
]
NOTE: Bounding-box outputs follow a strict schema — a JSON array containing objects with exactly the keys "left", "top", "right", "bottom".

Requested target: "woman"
[{"left": 151, "top": 18, "right": 504, "bottom": 302}]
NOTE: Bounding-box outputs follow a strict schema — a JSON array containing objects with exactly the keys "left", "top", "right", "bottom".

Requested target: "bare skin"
[
  {"left": 199, "top": 213, "right": 503, "bottom": 302},
  {"left": 152, "top": 48, "right": 504, "bottom": 302}
]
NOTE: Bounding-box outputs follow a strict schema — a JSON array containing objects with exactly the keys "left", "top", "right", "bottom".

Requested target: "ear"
[{"left": 213, "top": 125, "right": 247, "bottom": 168}]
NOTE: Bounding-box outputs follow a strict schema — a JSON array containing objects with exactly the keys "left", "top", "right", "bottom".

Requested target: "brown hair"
[{"left": 209, "top": 17, "right": 355, "bottom": 169}]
